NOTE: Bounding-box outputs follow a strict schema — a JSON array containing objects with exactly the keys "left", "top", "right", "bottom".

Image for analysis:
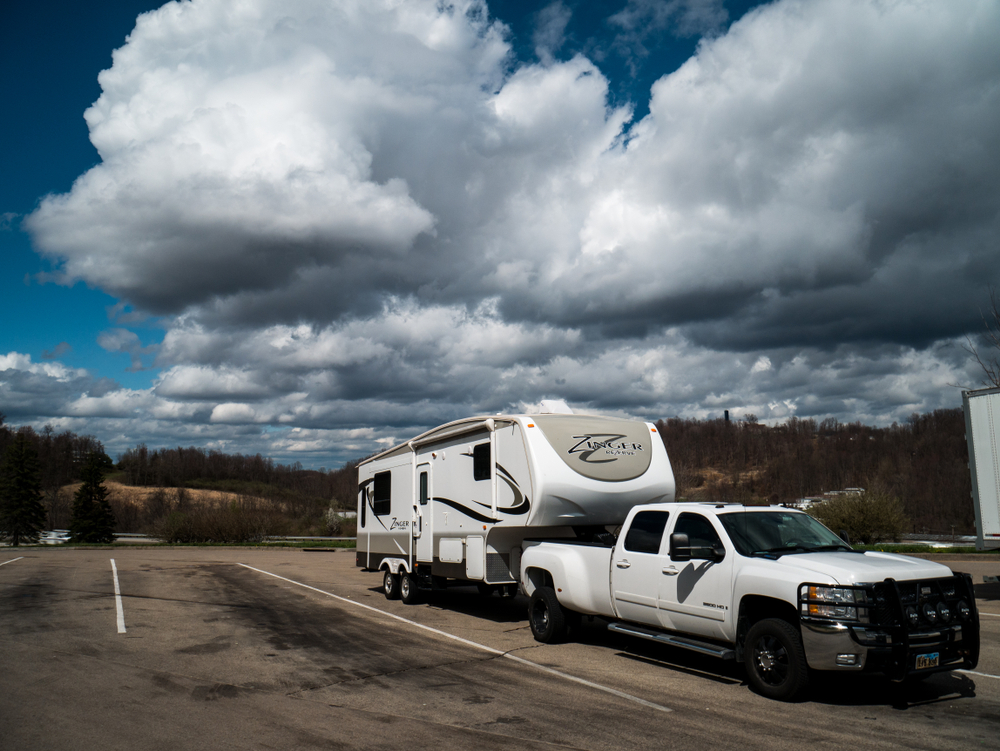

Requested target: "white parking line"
[
  {"left": 979, "top": 612, "right": 1000, "bottom": 618},
  {"left": 238, "top": 563, "right": 672, "bottom": 713},
  {"left": 958, "top": 669, "right": 1000, "bottom": 680},
  {"left": 0, "top": 557, "right": 25, "bottom": 567},
  {"left": 110, "top": 559, "right": 126, "bottom": 634}
]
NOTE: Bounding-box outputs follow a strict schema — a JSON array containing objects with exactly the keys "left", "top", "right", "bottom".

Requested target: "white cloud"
[{"left": 13, "top": 0, "right": 1000, "bottom": 464}]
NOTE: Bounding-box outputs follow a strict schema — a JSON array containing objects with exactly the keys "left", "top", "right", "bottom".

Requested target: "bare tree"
[{"left": 966, "top": 286, "right": 1000, "bottom": 388}]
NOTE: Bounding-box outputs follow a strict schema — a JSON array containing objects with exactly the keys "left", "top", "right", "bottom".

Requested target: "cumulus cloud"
[{"left": 15, "top": 0, "right": 1000, "bottom": 462}]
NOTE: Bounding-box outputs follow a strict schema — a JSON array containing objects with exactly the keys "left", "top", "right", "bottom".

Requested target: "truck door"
[
  {"left": 415, "top": 463, "right": 433, "bottom": 563},
  {"left": 658, "top": 512, "right": 734, "bottom": 640},
  {"left": 611, "top": 510, "right": 670, "bottom": 627}
]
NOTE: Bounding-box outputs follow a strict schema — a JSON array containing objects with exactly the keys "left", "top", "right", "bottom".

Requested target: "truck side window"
[
  {"left": 624, "top": 511, "right": 669, "bottom": 554},
  {"left": 419, "top": 471, "right": 428, "bottom": 506},
  {"left": 473, "top": 442, "right": 491, "bottom": 481},
  {"left": 675, "top": 513, "right": 723, "bottom": 551},
  {"left": 373, "top": 471, "right": 391, "bottom": 515}
]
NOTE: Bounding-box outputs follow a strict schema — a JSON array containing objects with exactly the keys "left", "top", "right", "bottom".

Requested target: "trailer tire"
[
  {"left": 383, "top": 570, "right": 401, "bottom": 600},
  {"left": 477, "top": 582, "right": 496, "bottom": 597},
  {"left": 744, "top": 618, "right": 809, "bottom": 702},
  {"left": 400, "top": 570, "right": 421, "bottom": 604},
  {"left": 528, "top": 586, "right": 567, "bottom": 643}
]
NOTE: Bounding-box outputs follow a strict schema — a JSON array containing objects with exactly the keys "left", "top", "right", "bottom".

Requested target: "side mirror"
[
  {"left": 709, "top": 543, "right": 726, "bottom": 563},
  {"left": 838, "top": 529, "right": 851, "bottom": 545},
  {"left": 670, "top": 532, "right": 691, "bottom": 561}
]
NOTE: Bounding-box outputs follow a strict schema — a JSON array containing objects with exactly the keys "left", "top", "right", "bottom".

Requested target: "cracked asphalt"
[{"left": 2, "top": 548, "right": 999, "bottom": 750}]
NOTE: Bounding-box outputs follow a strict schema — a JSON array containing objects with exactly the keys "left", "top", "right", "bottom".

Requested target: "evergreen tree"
[
  {"left": 69, "top": 452, "right": 116, "bottom": 543},
  {"left": 0, "top": 433, "right": 47, "bottom": 546}
]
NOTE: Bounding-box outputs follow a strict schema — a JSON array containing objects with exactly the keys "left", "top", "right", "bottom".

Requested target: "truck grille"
[{"left": 870, "top": 575, "right": 974, "bottom": 631}]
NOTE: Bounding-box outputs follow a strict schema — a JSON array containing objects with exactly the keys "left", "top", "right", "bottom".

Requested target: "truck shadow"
[
  {"left": 570, "top": 616, "right": 981, "bottom": 709},
  {"left": 974, "top": 580, "right": 1000, "bottom": 602}
]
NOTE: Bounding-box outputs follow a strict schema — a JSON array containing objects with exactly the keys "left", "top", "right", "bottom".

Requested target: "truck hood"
[{"left": 776, "top": 551, "right": 954, "bottom": 585}]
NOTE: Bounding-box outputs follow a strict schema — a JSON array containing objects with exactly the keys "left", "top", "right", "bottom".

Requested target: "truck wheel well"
[
  {"left": 524, "top": 567, "right": 554, "bottom": 594},
  {"left": 739, "top": 595, "right": 798, "bottom": 627},
  {"left": 737, "top": 595, "right": 798, "bottom": 658}
]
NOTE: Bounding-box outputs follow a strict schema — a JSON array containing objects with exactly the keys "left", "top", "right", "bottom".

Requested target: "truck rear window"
[{"left": 624, "top": 511, "right": 669, "bottom": 553}]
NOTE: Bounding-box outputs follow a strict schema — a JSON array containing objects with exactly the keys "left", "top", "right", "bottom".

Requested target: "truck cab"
[{"left": 520, "top": 503, "right": 980, "bottom": 701}]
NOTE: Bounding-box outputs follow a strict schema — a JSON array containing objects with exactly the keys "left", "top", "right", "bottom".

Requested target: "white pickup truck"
[{"left": 520, "top": 502, "right": 981, "bottom": 701}]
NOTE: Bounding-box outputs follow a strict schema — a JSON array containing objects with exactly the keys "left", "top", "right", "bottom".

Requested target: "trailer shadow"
[{"left": 365, "top": 584, "right": 528, "bottom": 624}]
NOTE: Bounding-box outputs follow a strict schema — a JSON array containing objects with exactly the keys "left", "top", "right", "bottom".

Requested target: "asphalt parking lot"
[{"left": 2, "top": 548, "right": 999, "bottom": 751}]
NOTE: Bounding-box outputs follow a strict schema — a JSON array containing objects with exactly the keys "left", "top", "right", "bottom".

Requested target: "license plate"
[{"left": 915, "top": 652, "right": 940, "bottom": 670}]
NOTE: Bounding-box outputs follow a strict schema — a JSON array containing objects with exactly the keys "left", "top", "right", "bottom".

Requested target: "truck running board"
[{"left": 607, "top": 623, "right": 735, "bottom": 660}]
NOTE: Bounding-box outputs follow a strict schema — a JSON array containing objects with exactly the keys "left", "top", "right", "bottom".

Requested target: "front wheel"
[
  {"left": 383, "top": 570, "right": 401, "bottom": 600},
  {"left": 400, "top": 570, "right": 421, "bottom": 604},
  {"left": 744, "top": 618, "right": 809, "bottom": 701},
  {"left": 528, "top": 586, "right": 567, "bottom": 643}
]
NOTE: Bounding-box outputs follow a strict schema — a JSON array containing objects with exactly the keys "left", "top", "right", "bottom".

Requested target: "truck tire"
[
  {"left": 400, "top": 570, "right": 421, "bottom": 604},
  {"left": 528, "top": 586, "right": 567, "bottom": 643},
  {"left": 383, "top": 570, "right": 401, "bottom": 600},
  {"left": 744, "top": 618, "right": 809, "bottom": 701}
]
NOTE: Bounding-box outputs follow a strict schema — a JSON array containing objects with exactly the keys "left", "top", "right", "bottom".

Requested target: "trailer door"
[{"left": 415, "top": 463, "right": 433, "bottom": 562}]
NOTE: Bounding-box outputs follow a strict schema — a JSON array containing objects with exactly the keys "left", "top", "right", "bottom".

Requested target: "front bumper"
[
  {"left": 799, "top": 573, "right": 980, "bottom": 679},
  {"left": 801, "top": 620, "right": 974, "bottom": 676}
]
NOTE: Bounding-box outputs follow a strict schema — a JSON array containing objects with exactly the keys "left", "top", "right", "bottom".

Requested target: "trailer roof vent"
[{"left": 539, "top": 399, "right": 574, "bottom": 414}]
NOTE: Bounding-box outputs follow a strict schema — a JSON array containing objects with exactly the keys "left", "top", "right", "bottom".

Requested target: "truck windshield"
[{"left": 718, "top": 511, "right": 853, "bottom": 557}]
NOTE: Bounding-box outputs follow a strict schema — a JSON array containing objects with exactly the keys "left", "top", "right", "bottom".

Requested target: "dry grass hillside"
[{"left": 46, "top": 481, "right": 356, "bottom": 542}]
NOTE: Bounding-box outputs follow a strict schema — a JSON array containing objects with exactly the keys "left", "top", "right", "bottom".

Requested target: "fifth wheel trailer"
[
  {"left": 963, "top": 387, "right": 1000, "bottom": 550},
  {"left": 355, "top": 403, "right": 675, "bottom": 602}
]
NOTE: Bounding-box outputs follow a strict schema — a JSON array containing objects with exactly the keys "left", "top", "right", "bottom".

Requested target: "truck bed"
[{"left": 520, "top": 539, "right": 616, "bottom": 617}]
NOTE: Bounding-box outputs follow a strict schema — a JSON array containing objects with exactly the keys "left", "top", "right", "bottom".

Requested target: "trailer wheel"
[
  {"left": 400, "top": 570, "right": 421, "bottom": 604},
  {"left": 383, "top": 570, "right": 401, "bottom": 600},
  {"left": 744, "top": 618, "right": 809, "bottom": 701},
  {"left": 477, "top": 582, "right": 496, "bottom": 597},
  {"left": 528, "top": 586, "right": 567, "bottom": 643}
]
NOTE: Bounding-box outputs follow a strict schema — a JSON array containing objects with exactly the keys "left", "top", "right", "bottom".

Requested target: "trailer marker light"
[{"left": 527, "top": 424, "right": 535, "bottom": 428}]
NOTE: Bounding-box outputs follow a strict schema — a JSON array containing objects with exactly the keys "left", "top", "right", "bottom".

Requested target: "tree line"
[
  {"left": 116, "top": 444, "right": 360, "bottom": 510},
  {"left": 0, "top": 415, "right": 116, "bottom": 544},
  {"left": 0, "top": 407, "right": 979, "bottom": 542},
  {"left": 656, "top": 408, "right": 973, "bottom": 534}
]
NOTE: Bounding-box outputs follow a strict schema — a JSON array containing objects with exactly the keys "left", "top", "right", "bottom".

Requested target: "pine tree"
[
  {"left": 0, "top": 433, "right": 47, "bottom": 546},
  {"left": 69, "top": 453, "right": 116, "bottom": 543}
]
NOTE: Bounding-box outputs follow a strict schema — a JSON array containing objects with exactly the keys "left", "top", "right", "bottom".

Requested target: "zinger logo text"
[{"left": 568, "top": 434, "right": 644, "bottom": 462}]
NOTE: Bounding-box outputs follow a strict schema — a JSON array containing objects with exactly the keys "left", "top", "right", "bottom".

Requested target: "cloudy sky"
[{"left": 2, "top": 0, "right": 999, "bottom": 467}]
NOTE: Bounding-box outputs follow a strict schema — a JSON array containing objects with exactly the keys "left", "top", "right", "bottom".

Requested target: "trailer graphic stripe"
[
  {"left": 433, "top": 497, "right": 496, "bottom": 524},
  {"left": 237, "top": 563, "right": 672, "bottom": 713}
]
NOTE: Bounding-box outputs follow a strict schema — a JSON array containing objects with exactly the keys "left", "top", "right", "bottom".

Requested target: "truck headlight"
[{"left": 799, "top": 584, "right": 868, "bottom": 623}]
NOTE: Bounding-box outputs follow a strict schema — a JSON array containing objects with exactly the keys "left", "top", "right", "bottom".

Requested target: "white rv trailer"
[
  {"left": 963, "top": 386, "right": 1000, "bottom": 550},
  {"left": 356, "top": 405, "right": 676, "bottom": 602}
]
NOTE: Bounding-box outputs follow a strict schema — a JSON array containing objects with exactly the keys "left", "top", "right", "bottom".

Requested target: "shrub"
[
  {"left": 808, "top": 484, "right": 909, "bottom": 545},
  {"left": 151, "top": 495, "right": 286, "bottom": 543}
]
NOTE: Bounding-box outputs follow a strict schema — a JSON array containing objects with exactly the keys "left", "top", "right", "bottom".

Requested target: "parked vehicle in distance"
[
  {"left": 356, "top": 401, "right": 674, "bottom": 603},
  {"left": 520, "top": 502, "right": 981, "bottom": 701}
]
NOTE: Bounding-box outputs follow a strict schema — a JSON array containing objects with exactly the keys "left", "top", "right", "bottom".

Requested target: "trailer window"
[
  {"left": 373, "top": 471, "right": 391, "bottom": 515},
  {"left": 624, "top": 511, "right": 669, "bottom": 554},
  {"left": 473, "top": 442, "right": 491, "bottom": 481},
  {"left": 419, "top": 472, "right": 428, "bottom": 506}
]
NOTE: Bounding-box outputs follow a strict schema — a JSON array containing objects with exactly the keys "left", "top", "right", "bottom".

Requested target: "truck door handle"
[
  {"left": 662, "top": 566, "right": 679, "bottom": 575},
  {"left": 616, "top": 560, "right": 631, "bottom": 569}
]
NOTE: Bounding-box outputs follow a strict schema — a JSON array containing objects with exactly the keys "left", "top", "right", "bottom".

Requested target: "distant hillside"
[{"left": 657, "top": 409, "right": 972, "bottom": 534}]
